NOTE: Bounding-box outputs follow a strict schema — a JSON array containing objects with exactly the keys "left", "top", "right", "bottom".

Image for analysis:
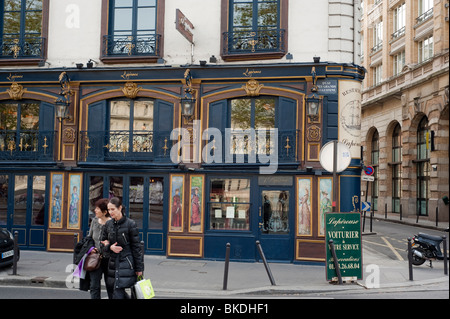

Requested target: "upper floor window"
[
  {"left": 371, "top": 20, "right": 383, "bottom": 53},
  {"left": 0, "top": 0, "right": 47, "bottom": 64},
  {"left": 392, "top": 3, "right": 405, "bottom": 39},
  {"left": 417, "top": 0, "right": 433, "bottom": 23},
  {"left": 82, "top": 97, "right": 173, "bottom": 162},
  {"left": 0, "top": 100, "right": 54, "bottom": 160},
  {"left": 418, "top": 35, "right": 433, "bottom": 63},
  {"left": 373, "top": 64, "right": 382, "bottom": 86},
  {"left": 230, "top": 97, "right": 275, "bottom": 155},
  {"left": 393, "top": 50, "right": 405, "bottom": 76},
  {"left": 221, "top": 0, "right": 287, "bottom": 61},
  {"left": 109, "top": 99, "right": 154, "bottom": 154},
  {"left": 207, "top": 95, "right": 298, "bottom": 164},
  {"left": 101, "top": 0, "right": 163, "bottom": 63}
]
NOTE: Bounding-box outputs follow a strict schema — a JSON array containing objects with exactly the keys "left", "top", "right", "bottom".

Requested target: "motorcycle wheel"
[{"left": 411, "top": 247, "right": 426, "bottom": 266}]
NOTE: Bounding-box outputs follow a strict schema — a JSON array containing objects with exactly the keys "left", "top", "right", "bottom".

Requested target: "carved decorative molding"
[
  {"left": 122, "top": 81, "right": 141, "bottom": 99},
  {"left": 307, "top": 125, "right": 321, "bottom": 142},
  {"left": 63, "top": 127, "right": 77, "bottom": 143},
  {"left": 242, "top": 79, "right": 263, "bottom": 97},
  {"left": 6, "top": 82, "right": 27, "bottom": 100}
]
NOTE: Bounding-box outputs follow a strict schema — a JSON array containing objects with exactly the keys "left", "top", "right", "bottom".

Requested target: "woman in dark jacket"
[{"left": 101, "top": 197, "right": 144, "bottom": 299}]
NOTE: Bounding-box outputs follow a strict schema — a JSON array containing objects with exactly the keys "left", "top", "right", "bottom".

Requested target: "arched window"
[
  {"left": 371, "top": 130, "right": 379, "bottom": 211},
  {"left": 0, "top": 100, "right": 54, "bottom": 160},
  {"left": 391, "top": 123, "right": 402, "bottom": 213},
  {"left": 416, "top": 117, "right": 429, "bottom": 216}
]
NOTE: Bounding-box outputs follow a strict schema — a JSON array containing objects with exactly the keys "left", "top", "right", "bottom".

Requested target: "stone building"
[{"left": 359, "top": 0, "right": 449, "bottom": 223}]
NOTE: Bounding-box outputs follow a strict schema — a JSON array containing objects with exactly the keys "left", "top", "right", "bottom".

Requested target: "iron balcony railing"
[
  {"left": 0, "top": 37, "right": 45, "bottom": 59},
  {"left": 79, "top": 130, "right": 172, "bottom": 162},
  {"left": 79, "top": 129, "right": 299, "bottom": 164},
  {"left": 391, "top": 26, "right": 405, "bottom": 40},
  {"left": 223, "top": 29, "right": 286, "bottom": 55},
  {"left": 208, "top": 129, "right": 300, "bottom": 164},
  {"left": 0, "top": 130, "right": 55, "bottom": 161},
  {"left": 102, "top": 34, "right": 161, "bottom": 57},
  {"left": 416, "top": 8, "right": 433, "bottom": 24}
]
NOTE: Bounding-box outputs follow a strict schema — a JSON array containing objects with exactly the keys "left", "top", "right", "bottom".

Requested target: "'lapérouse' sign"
[{"left": 325, "top": 212, "right": 362, "bottom": 281}]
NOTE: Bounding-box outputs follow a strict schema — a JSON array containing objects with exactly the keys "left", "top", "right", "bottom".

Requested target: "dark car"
[{"left": 0, "top": 228, "right": 19, "bottom": 268}]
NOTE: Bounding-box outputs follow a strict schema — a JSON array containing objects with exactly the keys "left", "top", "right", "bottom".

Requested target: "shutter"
[
  {"left": 87, "top": 100, "right": 107, "bottom": 160},
  {"left": 39, "top": 102, "right": 55, "bottom": 158},
  {"left": 154, "top": 100, "right": 174, "bottom": 159},
  {"left": 277, "top": 97, "right": 297, "bottom": 161}
]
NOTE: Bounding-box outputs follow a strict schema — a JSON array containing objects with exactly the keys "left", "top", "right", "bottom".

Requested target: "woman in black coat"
[{"left": 101, "top": 197, "right": 144, "bottom": 299}]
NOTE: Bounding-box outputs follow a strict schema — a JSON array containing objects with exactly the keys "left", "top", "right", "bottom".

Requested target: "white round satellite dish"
[{"left": 319, "top": 141, "right": 352, "bottom": 173}]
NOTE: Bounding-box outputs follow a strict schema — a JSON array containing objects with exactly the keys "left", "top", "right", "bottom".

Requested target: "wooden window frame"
[
  {"left": 100, "top": 0, "right": 165, "bottom": 64},
  {"left": 0, "top": 0, "right": 49, "bottom": 66},
  {"left": 220, "top": 0, "right": 288, "bottom": 62}
]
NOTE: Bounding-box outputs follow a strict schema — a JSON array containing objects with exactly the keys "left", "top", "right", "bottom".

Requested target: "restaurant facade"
[{"left": 0, "top": 0, "right": 365, "bottom": 262}]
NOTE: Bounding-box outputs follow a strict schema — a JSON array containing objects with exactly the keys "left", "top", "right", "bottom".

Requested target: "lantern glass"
[
  {"left": 55, "top": 98, "right": 69, "bottom": 120},
  {"left": 181, "top": 99, "right": 194, "bottom": 117},
  {"left": 307, "top": 100, "right": 319, "bottom": 115}
]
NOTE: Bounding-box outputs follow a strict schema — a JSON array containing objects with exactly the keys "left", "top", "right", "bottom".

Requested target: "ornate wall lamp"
[
  {"left": 55, "top": 71, "right": 73, "bottom": 121},
  {"left": 181, "top": 69, "right": 196, "bottom": 124},
  {"left": 55, "top": 72, "right": 73, "bottom": 164},
  {"left": 306, "top": 66, "right": 322, "bottom": 123},
  {"left": 55, "top": 95, "right": 70, "bottom": 121}
]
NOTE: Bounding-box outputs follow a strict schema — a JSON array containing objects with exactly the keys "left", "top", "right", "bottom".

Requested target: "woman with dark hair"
[
  {"left": 101, "top": 197, "right": 144, "bottom": 299},
  {"left": 87, "top": 198, "right": 113, "bottom": 299}
]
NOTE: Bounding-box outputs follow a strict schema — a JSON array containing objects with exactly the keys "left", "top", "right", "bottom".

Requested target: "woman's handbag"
[
  {"left": 83, "top": 248, "right": 102, "bottom": 271},
  {"left": 134, "top": 275, "right": 155, "bottom": 299}
]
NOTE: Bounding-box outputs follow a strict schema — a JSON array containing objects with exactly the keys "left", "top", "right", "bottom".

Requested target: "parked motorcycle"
[{"left": 411, "top": 232, "right": 447, "bottom": 266}]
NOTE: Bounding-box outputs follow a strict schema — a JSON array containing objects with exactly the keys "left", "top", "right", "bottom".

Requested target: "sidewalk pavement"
[{"left": 0, "top": 215, "right": 448, "bottom": 298}]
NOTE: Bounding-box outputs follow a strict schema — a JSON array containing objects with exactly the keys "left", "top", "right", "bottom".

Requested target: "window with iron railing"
[
  {"left": 222, "top": 0, "right": 287, "bottom": 60},
  {"left": 371, "top": 20, "right": 383, "bottom": 53},
  {"left": 0, "top": 0, "right": 46, "bottom": 62},
  {"left": 0, "top": 101, "right": 54, "bottom": 161},
  {"left": 81, "top": 98, "right": 173, "bottom": 162},
  {"left": 392, "top": 3, "right": 405, "bottom": 37},
  {"left": 102, "top": 0, "right": 162, "bottom": 62},
  {"left": 417, "top": 0, "right": 433, "bottom": 24}
]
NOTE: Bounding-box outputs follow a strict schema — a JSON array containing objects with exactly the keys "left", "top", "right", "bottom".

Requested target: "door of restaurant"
[
  {"left": 84, "top": 174, "right": 167, "bottom": 255},
  {"left": 0, "top": 173, "right": 47, "bottom": 249},
  {"left": 257, "top": 187, "right": 294, "bottom": 261}
]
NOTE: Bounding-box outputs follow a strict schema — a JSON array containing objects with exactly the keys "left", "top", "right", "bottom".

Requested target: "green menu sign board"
[{"left": 325, "top": 213, "right": 362, "bottom": 281}]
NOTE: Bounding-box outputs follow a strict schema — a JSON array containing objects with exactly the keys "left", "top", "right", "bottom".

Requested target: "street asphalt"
[{"left": 0, "top": 215, "right": 448, "bottom": 298}]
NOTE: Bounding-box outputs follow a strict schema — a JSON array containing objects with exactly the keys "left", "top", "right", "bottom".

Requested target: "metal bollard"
[
  {"left": 435, "top": 207, "right": 439, "bottom": 228},
  {"left": 443, "top": 236, "right": 448, "bottom": 276},
  {"left": 73, "top": 233, "right": 78, "bottom": 265},
  {"left": 407, "top": 237, "right": 413, "bottom": 281},
  {"left": 362, "top": 211, "right": 366, "bottom": 232},
  {"left": 328, "top": 239, "right": 343, "bottom": 285},
  {"left": 223, "top": 243, "right": 231, "bottom": 290},
  {"left": 12, "top": 231, "right": 19, "bottom": 276},
  {"left": 256, "top": 241, "right": 276, "bottom": 286}
]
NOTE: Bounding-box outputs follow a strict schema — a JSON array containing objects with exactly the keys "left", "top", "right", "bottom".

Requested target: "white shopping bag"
[{"left": 134, "top": 276, "right": 155, "bottom": 299}]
